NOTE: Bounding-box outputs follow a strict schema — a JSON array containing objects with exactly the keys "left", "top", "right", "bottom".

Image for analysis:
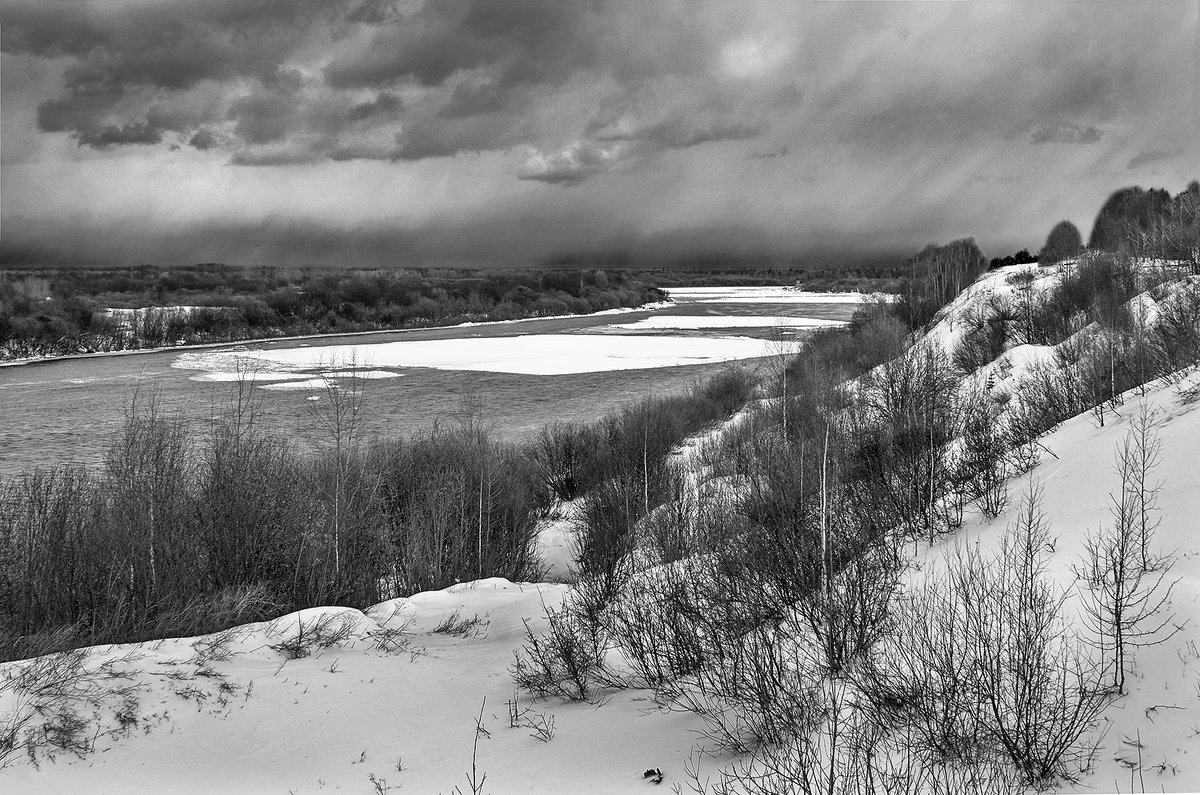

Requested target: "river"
[{"left": 0, "top": 287, "right": 870, "bottom": 477}]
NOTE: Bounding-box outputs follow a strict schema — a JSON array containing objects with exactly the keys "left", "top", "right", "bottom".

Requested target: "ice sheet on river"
[
  {"left": 665, "top": 286, "right": 884, "bottom": 304},
  {"left": 173, "top": 333, "right": 774, "bottom": 378}
]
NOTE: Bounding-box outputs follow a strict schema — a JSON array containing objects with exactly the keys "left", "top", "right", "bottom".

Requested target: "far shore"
[
  {"left": 0, "top": 300, "right": 675, "bottom": 371},
  {"left": 1, "top": 285, "right": 881, "bottom": 371}
]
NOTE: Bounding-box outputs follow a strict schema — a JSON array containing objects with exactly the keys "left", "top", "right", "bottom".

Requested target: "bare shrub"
[
  {"left": 795, "top": 543, "right": 902, "bottom": 678},
  {"left": 605, "top": 570, "right": 709, "bottom": 692},
  {"left": 957, "top": 386, "right": 1011, "bottom": 518},
  {"left": 431, "top": 608, "right": 490, "bottom": 638},
  {"left": 1152, "top": 276, "right": 1200, "bottom": 378},
  {"left": 374, "top": 425, "right": 544, "bottom": 596},
  {"left": 571, "top": 479, "right": 639, "bottom": 607},
  {"left": 268, "top": 611, "right": 361, "bottom": 660},
  {"left": 843, "top": 347, "right": 963, "bottom": 542},
  {"left": 510, "top": 598, "right": 609, "bottom": 703},
  {"left": 531, "top": 421, "right": 593, "bottom": 501},
  {"left": 368, "top": 612, "right": 417, "bottom": 654},
  {"left": 953, "top": 305, "right": 1008, "bottom": 375},
  {"left": 863, "top": 485, "right": 1105, "bottom": 788},
  {"left": 0, "top": 648, "right": 143, "bottom": 769}
]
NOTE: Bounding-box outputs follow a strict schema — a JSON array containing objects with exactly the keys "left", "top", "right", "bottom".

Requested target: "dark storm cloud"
[
  {"left": 1030, "top": 122, "right": 1103, "bottom": 145},
  {"left": 346, "top": 92, "right": 402, "bottom": 121},
  {"left": 228, "top": 148, "right": 323, "bottom": 167},
  {"left": 2, "top": 0, "right": 1196, "bottom": 267},
  {"left": 323, "top": 0, "right": 597, "bottom": 92},
  {"left": 747, "top": 146, "right": 789, "bottom": 161},
  {"left": 1127, "top": 150, "right": 1175, "bottom": 170},
  {"left": 228, "top": 91, "right": 299, "bottom": 145},
  {"left": 77, "top": 122, "right": 162, "bottom": 149},
  {"left": 323, "top": 23, "right": 497, "bottom": 89},
  {"left": 189, "top": 128, "right": 217, "bottom": 151},
  {"left": 346, "top": 0, "right": 403, "bottom": 26},
  {"left": 4, "top": 0, "right": 746, "bottom": 167},
  {"left": 439, "top": 81, "right": 509, "bottom": 119},
  {"left": 2, "top": 0, "right": 352, "bottom": 149}
]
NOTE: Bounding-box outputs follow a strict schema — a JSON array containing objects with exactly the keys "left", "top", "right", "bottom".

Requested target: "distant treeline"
[
  {"left": 0, "top": 266, "right": 664, "bottom": 361},
  {"left": 1036, "top": 180, "right": 1200, "bottom": 267},
  {"left": 1089, "top": 180, "right": 1200, "bottom": 257}
]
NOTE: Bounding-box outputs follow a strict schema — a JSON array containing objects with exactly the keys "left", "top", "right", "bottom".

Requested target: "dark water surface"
[{"left": 0, "top": 296, "right": 856, "bottom": 477}]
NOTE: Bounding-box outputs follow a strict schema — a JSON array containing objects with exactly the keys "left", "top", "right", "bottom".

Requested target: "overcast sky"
[{"left": 1, "top": 0, "right": 1198, "bottom": 268}]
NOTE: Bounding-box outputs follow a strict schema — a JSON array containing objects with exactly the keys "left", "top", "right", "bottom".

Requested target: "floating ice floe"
[
  {"left": 607, "top": 315, "right": 845, "bottom": 331},
  {"left": 665, "top": 287, "right": 883, "bottom": 304}
]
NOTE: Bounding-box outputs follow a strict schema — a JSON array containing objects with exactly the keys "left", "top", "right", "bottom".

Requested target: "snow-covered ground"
[
  {"left": 914, "top": 371, "right": 1200, "bottom": 793},
  {"left": 0, "top": 580, "right": 709, "bottom": 794}
]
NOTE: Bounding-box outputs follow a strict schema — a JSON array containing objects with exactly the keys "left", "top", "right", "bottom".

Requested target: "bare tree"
[
  {"left": 307, "top": 354, "right": 371, "bottom": 583},
  {"left": 1077, "top": 412, "right": 1178, "bottom": 692}
]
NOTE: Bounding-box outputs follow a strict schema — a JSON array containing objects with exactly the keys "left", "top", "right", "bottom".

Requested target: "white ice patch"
[
  {"left": 609, "top": 315, "right": 845, "bottom": 331},
  {"left": 260, "top": 378, "right": 336, "bottom": 391},
  {"left": 255, "top": 371, "right": 401, "bottom": 391},
  {"left": 188, "top": 371, "right": 308, "bottom": 383},
  {"left": 179, "top": 333, "right": 773, "bottom": 377},
  {"left": 324, "top": 370, "right": 402, "bottom": 380},
  {"left": 665, "top": 287, "right": 885, "bottom": 304}
]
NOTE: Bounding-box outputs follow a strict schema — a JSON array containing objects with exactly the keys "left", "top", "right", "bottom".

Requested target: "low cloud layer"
[{"left": 1, "top": 0, "right": 1197, "bottom": 266}]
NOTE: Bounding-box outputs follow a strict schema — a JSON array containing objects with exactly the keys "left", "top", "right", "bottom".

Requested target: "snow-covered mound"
[{"left": 0, "top": 578, "right": 711, "bottom": 793}]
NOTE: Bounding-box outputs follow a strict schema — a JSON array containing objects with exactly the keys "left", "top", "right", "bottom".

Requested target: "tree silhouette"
[{"left": 1038, "top": 220, "right": 1084, "bottom": 265}]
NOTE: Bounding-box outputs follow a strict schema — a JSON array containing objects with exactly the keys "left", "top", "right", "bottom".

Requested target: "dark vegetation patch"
[
  {"left": 0, "top": 362, "right": 757, "bottom": 664},
  {"left": 0, "top": 266, "right": 664, "bottom": 361}
]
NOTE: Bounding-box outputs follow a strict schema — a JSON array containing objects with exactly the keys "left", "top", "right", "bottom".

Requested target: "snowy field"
[{"left": 0, "top": 580, "right": 709, "bottom": 794}]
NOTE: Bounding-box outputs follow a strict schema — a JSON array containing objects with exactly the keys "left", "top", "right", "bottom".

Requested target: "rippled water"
[{"left": 0, "top": 291, "right": 861, "bottom": 477}]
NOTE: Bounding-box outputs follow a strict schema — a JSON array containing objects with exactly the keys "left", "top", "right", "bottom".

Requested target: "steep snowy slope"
[{"left": 917, "top": 371, "right": 1200, "bottom": 793}]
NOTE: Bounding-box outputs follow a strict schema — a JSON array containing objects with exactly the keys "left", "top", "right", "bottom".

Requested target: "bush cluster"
[
  {"left": 0, "top": 386, "right": 547, "bottom": 662},
  {"left": 0, "top": 362, "right": 759, "bottom": 665}
]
